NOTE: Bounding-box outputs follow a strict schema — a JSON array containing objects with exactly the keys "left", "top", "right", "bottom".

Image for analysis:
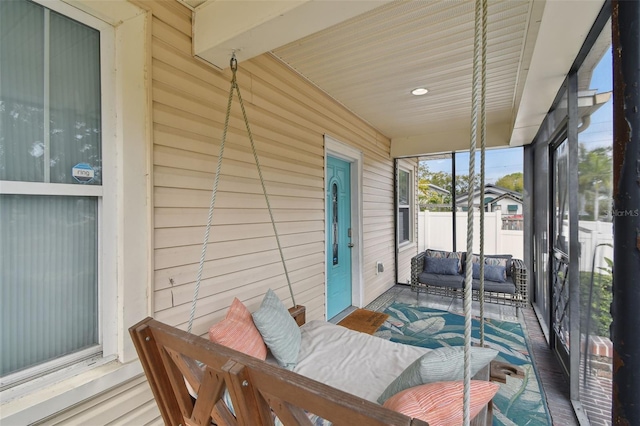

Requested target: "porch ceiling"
[{"left": 184, "top": 0, "right": 605, "bottom": 156}]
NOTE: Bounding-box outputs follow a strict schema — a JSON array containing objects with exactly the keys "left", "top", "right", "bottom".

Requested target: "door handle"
[{"left": 348, "top": 243, "right": 354, "bottom": 248}]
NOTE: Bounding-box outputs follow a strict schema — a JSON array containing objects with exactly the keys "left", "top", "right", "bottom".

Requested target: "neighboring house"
[
  {"left": 488, "top": 192, "right": 524, "bottom": 216},
  {"left": 456, "top": 184, "right": 523, "bottom": 215},
  {"left": 0, "top": 0, "right": 626, "bottom": 424}
]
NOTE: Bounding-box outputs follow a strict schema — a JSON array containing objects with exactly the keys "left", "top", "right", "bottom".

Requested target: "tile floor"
[{"left": 366, "top": 284, "right": 580, "bottom": 426}]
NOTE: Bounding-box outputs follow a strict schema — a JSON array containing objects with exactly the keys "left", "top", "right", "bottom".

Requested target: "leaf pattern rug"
[{"left": 374, "top": 303, "right": 552, "bottom": 426}]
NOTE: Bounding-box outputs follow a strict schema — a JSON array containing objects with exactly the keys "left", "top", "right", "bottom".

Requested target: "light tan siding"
[
  {"left": 37, "top": 0, "right": 402, "bottom": 422},
  {"left": 138, "top": 0, "right": 399, "bottom": 334},
  {"left": 35, "top": 375, "right": 161, "bottom": 425}
]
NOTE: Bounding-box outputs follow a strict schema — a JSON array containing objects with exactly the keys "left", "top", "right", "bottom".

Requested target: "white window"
[
  {"left": 0, "top": 0, "right": 115, "bottom": 388},
  {"left": 398, "top": 168, "right": 413, "bottom": 245}
]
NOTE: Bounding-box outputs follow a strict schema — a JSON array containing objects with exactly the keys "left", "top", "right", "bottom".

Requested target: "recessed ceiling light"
[{"left": 411, "top": 87, "right": 429, "bottom": 96}]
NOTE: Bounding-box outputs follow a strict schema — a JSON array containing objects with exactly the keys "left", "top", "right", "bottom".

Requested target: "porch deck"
[{"left": 367, "top": 285, "right": 585, "bottom": 426}]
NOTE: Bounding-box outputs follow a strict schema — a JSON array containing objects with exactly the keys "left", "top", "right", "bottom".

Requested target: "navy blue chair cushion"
[
  {"left": 423, "top": 256, "right": 460, "bottom": 275},
  {"left": 418, "top": 272, "right": 465, "bottom": 288}
]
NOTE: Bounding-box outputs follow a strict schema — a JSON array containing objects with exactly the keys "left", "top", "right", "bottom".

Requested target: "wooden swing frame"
[{"left": 130, "top": 316, "right": 431, "bottom": 426}]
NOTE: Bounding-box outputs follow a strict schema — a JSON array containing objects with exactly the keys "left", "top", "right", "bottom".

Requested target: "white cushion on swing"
[{"left": 293, "top": 320, "right": 430, "bottom": 403}]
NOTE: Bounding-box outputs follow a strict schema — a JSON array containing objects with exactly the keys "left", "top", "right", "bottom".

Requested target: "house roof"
[
  {"left": 456, "top": 184, "right": 523, "bottom": 204},
  {"left": 489, "top": 192, "right": 524, "bottom": 206},
  {"left": 426, "top": 183, "right": 451, "bottom": 195}
]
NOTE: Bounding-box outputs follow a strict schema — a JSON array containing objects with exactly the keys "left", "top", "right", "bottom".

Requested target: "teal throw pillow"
[
  {"left": 377, "top": 346, "right": 498, "bottom": 404},
  {"left": 252, "top": 289, "right": 301, "bottom": 370}
]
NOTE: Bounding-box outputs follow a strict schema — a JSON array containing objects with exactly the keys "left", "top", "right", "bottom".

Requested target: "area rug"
[
  {"left": 374, "top": 303, "right": 552, "bottom": 426},
  {"left": 337, "top": 309, "right": 389, "bottom": 335}
]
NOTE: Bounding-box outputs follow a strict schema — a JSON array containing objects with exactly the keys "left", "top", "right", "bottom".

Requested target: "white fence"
[
  {"left": 577, "top": 221, "right": 613, "bottom": 273},
  {"left": 418, "top": 211, "right": 523, "bottom": 259},
  {"left": 418, "top": 211, "right": 613, "bottom": 272}
]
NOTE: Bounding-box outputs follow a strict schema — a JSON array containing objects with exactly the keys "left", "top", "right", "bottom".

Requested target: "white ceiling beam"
[
  {"left": 193, "top": 0, "right": 390, "bottom": 70},
  {"left": 390, "top": 122, "right": 512, "bottom": 158},
  {"left": 510, "top": 0, "right": 605, "bottom": 146}
]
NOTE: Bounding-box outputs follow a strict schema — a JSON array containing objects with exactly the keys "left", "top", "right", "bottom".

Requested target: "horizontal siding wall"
[
  {"left": 397, "top": 158, "right": 419, "bottom": 285},
  {"left": 35, "top": 374, "right": 161, "bottom": 425},
  {"left": 147, "top": 0, "right": 395, "bottom": 335},
  {"left": 41, "top": 1, "right": 399, "bottom": 423}
]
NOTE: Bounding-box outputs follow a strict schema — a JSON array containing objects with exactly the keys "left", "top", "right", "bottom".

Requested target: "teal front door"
[{"left": 326, "top": 156, "right": 352, "bottom": 319}]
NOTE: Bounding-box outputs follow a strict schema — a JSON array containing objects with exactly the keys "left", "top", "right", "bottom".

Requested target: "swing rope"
[
  {"left": 479, "top": 0, "right": 488, "bottom": 348},
  {"left": 463, "top": 0, "right": 487, "bottom": 424},
  {"left": 188, "top": 55, "right": 295, "bottom": 334}
]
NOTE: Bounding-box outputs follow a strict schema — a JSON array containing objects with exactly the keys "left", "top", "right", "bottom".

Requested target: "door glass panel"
[
  {"left": 532, "top": 142, "right": 550, "bottom": 333},
  {"left": 332, "top": 182, "right": 338, "bottom": 265}
]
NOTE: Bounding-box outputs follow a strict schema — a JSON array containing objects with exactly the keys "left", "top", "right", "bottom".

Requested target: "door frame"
[{"left": 324, "top": 134, "right": 363, "bottom": 318}]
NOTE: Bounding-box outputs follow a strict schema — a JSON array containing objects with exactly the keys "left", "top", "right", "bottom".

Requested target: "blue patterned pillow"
[
  {"left": 426, "top": 249, "right": 464, "bottom": 272},
  {"left": 472, "top": 262, "right": 506, "bottom": 282},
  {"left": 252, "top": 289, "right": 301, "bottom": 370},
  {"left": 484, "top": 264, "right": 506, "bottom": 282},
  {"left": 472, "top": 262, "right": 481, "bottom": 279},
  {"left": 424, "top": 256, "right": 460, "bottom": 275},
  {"left": 377, "top": 346, "right": 498, "bottom": 404}
]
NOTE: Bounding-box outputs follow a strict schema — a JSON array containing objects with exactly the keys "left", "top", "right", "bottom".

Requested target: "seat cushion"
[
  {"left": 418, "top": 272, "right": 464, "bottom": 288},
  {"left": 472, "top": 276, "right": 516, "bottom": 293}
]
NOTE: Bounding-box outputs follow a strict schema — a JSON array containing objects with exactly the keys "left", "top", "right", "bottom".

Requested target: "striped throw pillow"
[
  {"left": 252, "top": 289, "right": 301, "bottom": 370},
  {"left": 383, "top": 380, "right": 500, "bottom": 426},
  {"left": 377, "top": 346, "right": 498, "bottom": 404},
  {"left": 209, "top": 298, "right": 267, "bottom": 360}
]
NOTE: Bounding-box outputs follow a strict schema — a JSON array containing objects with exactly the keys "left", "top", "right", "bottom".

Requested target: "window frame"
[
  {"left": 398, "top": 167, "right": 413, "bottom": 246},
  {"left": 0, "top": 0, "right": 116, "bottom": 388},
  {"left": 1, "top": 0, "right": 150, "bottom": 420}
]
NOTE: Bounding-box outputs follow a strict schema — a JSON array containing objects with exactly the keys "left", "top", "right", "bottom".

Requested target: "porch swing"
[{"left": 129, "top": 0, "right": 515, "bottom": 425}]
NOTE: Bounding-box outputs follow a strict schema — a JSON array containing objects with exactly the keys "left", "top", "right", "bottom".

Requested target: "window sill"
[
  {"left": 0, "top": 359, "right": 143, "bottom": 425},
  {"left": 398, "top": 241, "right": 414, "bottom": 252}
]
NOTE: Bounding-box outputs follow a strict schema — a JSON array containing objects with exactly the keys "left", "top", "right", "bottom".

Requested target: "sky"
[
  {"left": 580, "top": 47, "right": 613, "bottom": 150},
  {"left": 423, "top": 148, "right": 523, "bottom": 184},
  {"left": 421, "top": 46, "right": 613, "bottom": 184}
]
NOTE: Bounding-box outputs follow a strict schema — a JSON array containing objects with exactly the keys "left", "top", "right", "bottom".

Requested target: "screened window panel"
[
  {"left": 49, "top": 11, "right": 101, "bottom": 185},
  {"left": 1, "top": 195, "right": 99, "bottom": 377},
  {"left": 399, "top": 207, "right": 410, "bottom": 243},
  {"left": 0, "top": 0, "right": 45, "bottom": 182},
  {"left": 399, "top": 170, "right": 409, "bottom": 205},
  {"left": 0, "top": 1, "right": 101, "bottom": 185},
  {"left": 0, "top": 0, "right": 102, "bottom": 380}
]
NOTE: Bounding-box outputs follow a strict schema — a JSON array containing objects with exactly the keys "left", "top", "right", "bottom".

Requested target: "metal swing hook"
[{"left": 230, "top": 54, "right": 238, "bottom": 72}]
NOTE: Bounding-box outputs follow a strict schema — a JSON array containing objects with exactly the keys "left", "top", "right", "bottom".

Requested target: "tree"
[
  {"left": 578, "top": 145, "right": 612, "bottom": 221},
  {"left": 417, "top": 161, "right": 480, "bottom": 210},
  {"left": 495, "top": 172, "right": 523, "bottom": 193},
  {"left": 418, "top": 163, "right": 452, "bottom": 210},
  {"left": 454, "top": 173, "right": 479, "bottom": 197}
]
